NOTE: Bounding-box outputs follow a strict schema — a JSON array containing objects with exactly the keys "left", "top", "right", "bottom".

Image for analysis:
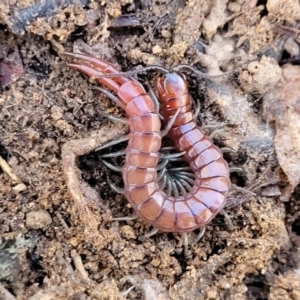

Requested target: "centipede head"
[{"left": 156, "top": 72, "right": 188, "bottom": 101}]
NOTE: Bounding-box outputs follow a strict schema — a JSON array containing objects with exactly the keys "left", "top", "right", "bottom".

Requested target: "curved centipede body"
[
  {"left": 155, "top": 73, "right": 231, "bottom": 231},
  {"left": 66, "top": 53, "right": 231, "bottom": 233}
]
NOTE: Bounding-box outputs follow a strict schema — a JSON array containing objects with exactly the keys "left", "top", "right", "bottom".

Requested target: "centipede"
[{"left": 65, "top": 53, "right": 231, "bottom": 234}]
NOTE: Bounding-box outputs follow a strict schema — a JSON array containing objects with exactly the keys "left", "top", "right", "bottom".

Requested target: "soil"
[{"left": 1, "top": 1, "right": 300, "bottom": 299}]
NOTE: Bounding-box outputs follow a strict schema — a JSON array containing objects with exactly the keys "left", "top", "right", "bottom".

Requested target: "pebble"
[{"left": 26, "top": 210, "right": 52, "bottom": 229}]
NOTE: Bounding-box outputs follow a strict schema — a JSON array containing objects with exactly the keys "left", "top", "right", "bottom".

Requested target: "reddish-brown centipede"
[{"left": 65, "top": 53, "right": 231, "bottom": 233}]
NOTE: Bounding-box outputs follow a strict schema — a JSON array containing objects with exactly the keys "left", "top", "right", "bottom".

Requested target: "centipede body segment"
[{"left": 66, "top": 53, "right": 231, "bottom": 233}]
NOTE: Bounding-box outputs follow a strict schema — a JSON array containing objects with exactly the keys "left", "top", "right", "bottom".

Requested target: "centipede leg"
[
  {"left": 209, "top": 128, "right": 226, "bottom": 139},
  {"left": 101, "top": 159, "right": 123, "bottom": 172},
  {"left": 177, "top": 178, "right": 193, "bottom": 192},
  {"left": 175, "top": 173, "right": 195, "bottom": 185},
  {"left": 225, "top": 194, "right": 253, "bottom": 209},
  {"left": 182, "top": 232, "right": 189, "bottom": 257},
  {"left": 173, "top": 176, "right": 194, "bottom": 192},
  {"left": 159, "top": 151, "right": 186, "bottom": 160},
  {"left": 99, "top": 149, "right": 126, "bottom": 158},
  {"left": 156, "top": 159, "right": 169, "bottom": 171},
  {"left": 160, "top": 146, "right": 176, "bottom": 151},
  {"left": 157, "top": 167, "right": 166, "bottom": 181},
  {"left": 96, "top": 134, "right": 129, "bottom": 151},
  {"left": 220, "top": 209, "right": 233, "bottom": 230},
  {"left": 93, "top": 86, "right": 126, "bottom": 110},
  {"left": 138, "top": 228, "right": 159, "bottom": 240},
  {"left": 231, "top": 184, "right": 256, "bottom": 196},
  {"left": 166, "top": 173, "right": 180, "bottom": 197},
  {"left": 161, "top": 108, "right": 181, "bottom": 137},
  {"left": 107, "top": 176, "right": 124, "bottom": 194},
  {"left": 99, "top": 111, "right": 129, "bottom": 125},
  {"left": 192, "top": 99, "right": 201, "bottom": 119},
  {"left": 112, "top": 215, "right": 137, "bottom": 221},
  {"left": 221, "top": 147, "right": 236, "bottom": 154},
  {"left": 122, "top": 285, "right": 135, "bottom": 297},
  {"left": 165, "top": 173, "right": 173, "bottom": 196},
  {"left": 146, "top": 82, "right": 163, "bottom": 119},
  {"left": 229, "top": 167, "right": 244, "bottom": 173},
  {"left": 166, "top": 166, "right": 192, "bottom": 172},
  {"left": 173, "top": 177, "right": 188, "bottom": 195},
  {"left": 158, "top": 172, "right": 167, "bottom": 190},
  {"left": 168, "top": 157, "right": 185, "bottom": 162},
  {"left": 195, "top": 226, "right": 206, "bottom": 243}
]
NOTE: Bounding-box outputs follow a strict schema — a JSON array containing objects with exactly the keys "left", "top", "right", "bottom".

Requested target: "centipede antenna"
[
  {"left": 229, "top": 167, "right": 244, "bottom": 173},
  {"left": 101, "top": 159, "right": 123, "bottom": 172},
  {"left": 182, "top": 233, "right": 189, "bottom": 257},
  {"left": 161, "top": 108, "right": 181, "bottom": 137},
  {"left": 81, "top": 65, "right": 170, "bottom": 78},
  {"left": 96, "top": 134, "right": 129, "bottom": 151},
  {"left": 138, "top": 228, "right": 159, "bottom": 240},
  {"left": 220, "top": 209, "right": 233, "bottom": 230},
  {"left": 142, "top": 65, "right": 169, "bottom": 74},
  {"left": 159, "top": 151, "right": 186, "bottom": 160},
  {"left": 93, "top": 86, "right": 126, "bottom": 110},
  {"left": 98, "top": 111, "right": 128, "bottom": 125},
  {"left": 172, "top": 64, "right": 238, "bottom": 80},
  {"left": 231, "top": 184, "right": 256, "bottom": 196},
  {"left": 99, "top": 149, "right": 126, "bottom": 158},
  {"left": 221, "top": 147, "right": 236, "bottom": 154},
  {"left": 195, "top": 226, "right": 206, "bottom": 243}
]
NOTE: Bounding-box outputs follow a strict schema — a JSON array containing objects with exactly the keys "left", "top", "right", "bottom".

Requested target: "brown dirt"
[{"left": 1, "top": 1, "right": 300, "bottom": 299}]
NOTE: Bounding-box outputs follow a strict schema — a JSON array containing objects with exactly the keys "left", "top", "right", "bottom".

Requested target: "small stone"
[
  {"left": 161, "top": 29, "right": 172, "bottom": 38},
  {"left": 12, "top": 183, "right": 27, "bottom": 193},
  {"left": 206, "top": 288, "right": 217, "bottom": 299},
  {"left": 152, "top": 45, "right": 162, "bottom": 54},
  {"left": 51, "top": 105, "right": 64, "bottom": 120},
  {"left": 284, "top": 37, "right": 299, "bottom": 57},
  {"left": 228, "top": 2, "right": 241, "bottom": 12},
  {"left": 120, "top": 225, "right": 136, "bottom": 239},
  {"left": 51, "top": 111, "right": 63, "bottom": 120},
  {"left": 26, "top": 210, "right": 52, "bottom": 229}
]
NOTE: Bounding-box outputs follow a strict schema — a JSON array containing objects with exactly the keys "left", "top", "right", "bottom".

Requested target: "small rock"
[
  {"left": 152, "top": 45, "right": 162, "bottom": 54},
  {"left": 26, "top": 210, "right": 52, "bottom": 230},
  {"left": 51, "top": 105, "right": 64, "bottom": 120},
  {"left": 12, "top": 183, "right": 27, "bottom": 193},
  {"left": 284, "top": 37, "right": 299, "bottom": 57},
  {"left": 120, "top": 225, "right": 136, "bottom": 239},
  {"left": 161, "top": 29, "right": 171, "bottom": 38},
  {"left": 51, "top": 111, "right": 63, "bottom": 120}
]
